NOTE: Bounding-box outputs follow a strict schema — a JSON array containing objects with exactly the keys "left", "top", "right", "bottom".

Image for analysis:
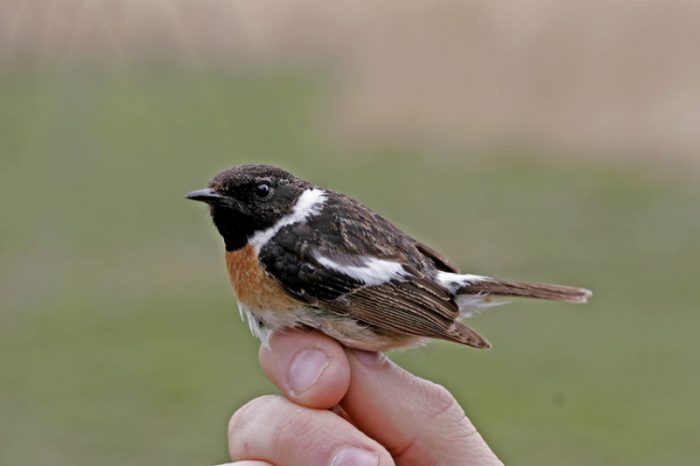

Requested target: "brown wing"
[
  {"left": 325, "top": 276, "right": 491, "bottom": 349},
  {"left": 257, "top": 194, "right": 489, "bottom": 349}
]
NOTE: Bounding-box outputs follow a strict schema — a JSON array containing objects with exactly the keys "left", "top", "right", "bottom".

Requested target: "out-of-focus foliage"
[
  {"left": 1, "top": 64, "right": 699, "bottom": 466},
  {"left": 4, "top": 0, "right": 700, "bottom": 158}
]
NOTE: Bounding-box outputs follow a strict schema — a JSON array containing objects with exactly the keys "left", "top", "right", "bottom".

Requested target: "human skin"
[{"left": 219, "top": 330, "right": 503, "bottom": 466}]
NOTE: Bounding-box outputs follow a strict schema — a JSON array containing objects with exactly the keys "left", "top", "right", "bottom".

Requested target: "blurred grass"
[{"left": 1, "top": 62, "right": 699, "bottom": 465}]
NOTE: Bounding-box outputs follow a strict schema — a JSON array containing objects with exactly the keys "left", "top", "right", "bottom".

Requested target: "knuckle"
[
  {"left": 228, "top": 395, "right": 319, "bottom": 460},
  {"left": 272, "top": 407, "right": 318, "bottom": 453},
  {"left": 431, "top": 382, "right": 459, "bottom": 412},
  {"left": 419, "top": 381, "right": 480, "bottom": 445},
  {"left": 420, "top": 380, "right": 464, "bottom": 421},
  {"left": 228, "top": 395, "right": 278, "bottom": 438}
]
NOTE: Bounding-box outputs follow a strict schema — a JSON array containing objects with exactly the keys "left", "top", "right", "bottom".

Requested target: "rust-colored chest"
[{"left": 225, "top": 245, "right": 299, "bottom": 311}]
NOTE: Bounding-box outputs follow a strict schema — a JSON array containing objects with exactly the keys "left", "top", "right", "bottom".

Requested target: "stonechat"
[{"left": 187, "top": 164, "right": 591, "bottom": 351}]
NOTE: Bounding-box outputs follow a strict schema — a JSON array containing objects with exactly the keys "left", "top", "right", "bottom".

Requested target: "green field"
[{"left": 1, "top": 63, "right": 698, "bottom": 465}]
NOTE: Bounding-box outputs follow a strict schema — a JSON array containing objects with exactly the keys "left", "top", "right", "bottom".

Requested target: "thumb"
[{"left": 341, "top": 350, "right": 502, "bottom": 466}]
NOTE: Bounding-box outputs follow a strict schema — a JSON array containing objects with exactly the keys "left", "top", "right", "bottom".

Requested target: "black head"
[{"left": 187, "top": 164, "right": 311, "bottom": 250}]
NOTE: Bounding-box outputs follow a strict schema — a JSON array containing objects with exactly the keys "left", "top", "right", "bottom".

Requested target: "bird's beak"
[
  {"left": 186, "top": 188, "right": 230, "bottom": 207},
  {"left": 187, "top": 188, "right": 251, "bottom": 214}
]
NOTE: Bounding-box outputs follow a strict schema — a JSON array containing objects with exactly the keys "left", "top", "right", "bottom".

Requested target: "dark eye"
[{"left": 254, "top": 183, "right": 271, "bottom": 198}]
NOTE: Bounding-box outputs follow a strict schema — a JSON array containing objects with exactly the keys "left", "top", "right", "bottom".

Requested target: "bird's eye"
[{"left": 254, "top": 183, "right": 271, "bottom": 198}]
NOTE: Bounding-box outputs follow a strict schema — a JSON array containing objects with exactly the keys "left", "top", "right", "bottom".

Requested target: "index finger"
[{"left": 341, "top": 350, "right": 502, "bottom": 465}]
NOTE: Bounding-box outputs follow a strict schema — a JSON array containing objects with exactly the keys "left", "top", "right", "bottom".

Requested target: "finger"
[
  {"left": 259, "top": 330, "right": 350, "bottom": 409},
  {"left": 228, "top": 395, "right": 394, "bottom": 466},
  {"left": 216, "top": 462, "right": 274, "bottom": 466},
  {"left": 341, "top": 350, "right": 502, "bottom": 465}
]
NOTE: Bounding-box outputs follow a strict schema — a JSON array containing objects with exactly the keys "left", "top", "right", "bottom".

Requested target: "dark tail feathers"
[{"left": 461, "top": 279, "right": 592, "bottom": 304}]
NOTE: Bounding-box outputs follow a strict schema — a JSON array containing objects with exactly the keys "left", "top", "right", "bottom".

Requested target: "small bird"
[{"left": 187, "top": 164, "right": 591, "bottom": 351}]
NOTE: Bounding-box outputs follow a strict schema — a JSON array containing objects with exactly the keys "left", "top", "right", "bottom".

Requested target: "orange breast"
[{"left": 225, "top": 245, "right": 299, "bottom": 311}]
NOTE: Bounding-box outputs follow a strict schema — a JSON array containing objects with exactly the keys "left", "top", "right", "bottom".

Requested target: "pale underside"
[{"left": 239, "top": 303, "right": 428, "bottom": 351}]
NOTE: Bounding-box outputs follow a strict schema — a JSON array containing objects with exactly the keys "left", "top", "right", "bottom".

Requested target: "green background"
[{"left": 1, "top": 63, "right": 698, "bottom": 465}]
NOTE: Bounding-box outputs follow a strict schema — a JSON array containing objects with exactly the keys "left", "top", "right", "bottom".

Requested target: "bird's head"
[{"left": 187, "top": 164, "right": 311, "bottom": 251}]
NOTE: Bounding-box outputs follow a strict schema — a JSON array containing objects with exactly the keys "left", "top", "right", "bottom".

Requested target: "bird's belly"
[{"left": 241, "top": 303, "right": 425, "bottom": 352}]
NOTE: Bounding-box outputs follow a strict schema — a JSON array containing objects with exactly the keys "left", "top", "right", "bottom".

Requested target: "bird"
[{"left": 187, "top": 164, "right": 591, "bottom": 351}]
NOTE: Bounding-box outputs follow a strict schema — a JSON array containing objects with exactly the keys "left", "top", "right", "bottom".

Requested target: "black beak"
[
  {"left": 187, "top": 188, "right": 251, "bottom": 215},
  {"left": 186, "top": 188, "right": 230, "bottom": 207}
]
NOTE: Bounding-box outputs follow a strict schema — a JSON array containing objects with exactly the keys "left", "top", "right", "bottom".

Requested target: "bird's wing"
[
  {"left": 257, "top": 200, "right": 489, "bottom": 348},
  {"left": 328, "top": 280, "right": 490, "bottom": 349},
  {"left": 257, "top": 190, "right": 437, "bottom": 301},
  {"left": 413, "top": 240, "right": 460, "bottom": 273}
]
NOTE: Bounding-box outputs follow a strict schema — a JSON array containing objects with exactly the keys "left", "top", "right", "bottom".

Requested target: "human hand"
[{"left": 221, "top": 330, "right": 502, "bottom": 466}]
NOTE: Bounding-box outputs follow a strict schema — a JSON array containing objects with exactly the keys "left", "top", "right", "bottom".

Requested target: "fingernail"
[
  {"left": 331, "top": 447, "right": 379, "bottom": 466},
  {"left": 354, "top": 350, "right": 385, "bottom": 367},
  {"left": 288, "top": 348, "right": 330, "bottom": 396}
]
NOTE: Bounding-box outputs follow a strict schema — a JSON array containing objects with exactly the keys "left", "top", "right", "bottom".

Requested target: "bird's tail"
[
  {"left": 433, "top": 273, "right": 592, "bottom": 350},
  {"left": 460, "top": 278, "right": 592, "bottom": 304},
  {"left": 436, "top": 273, "right": 591, "bottom": 349}
]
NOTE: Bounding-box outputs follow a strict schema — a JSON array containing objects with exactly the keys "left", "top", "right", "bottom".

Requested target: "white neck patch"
[{"left": 249, "top": 188, "right": 327, "bottom": 254}]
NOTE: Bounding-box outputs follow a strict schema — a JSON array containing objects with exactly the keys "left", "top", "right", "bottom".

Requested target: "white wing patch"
[
  {"left": 316, "top": 255, "right": 407, "bottom": 286},
  {"left": 436, "top": 271, "right": 488, "bottom": 293},
  {"left": 249, "top": 188, "right": 327, "bottom": 253}
]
